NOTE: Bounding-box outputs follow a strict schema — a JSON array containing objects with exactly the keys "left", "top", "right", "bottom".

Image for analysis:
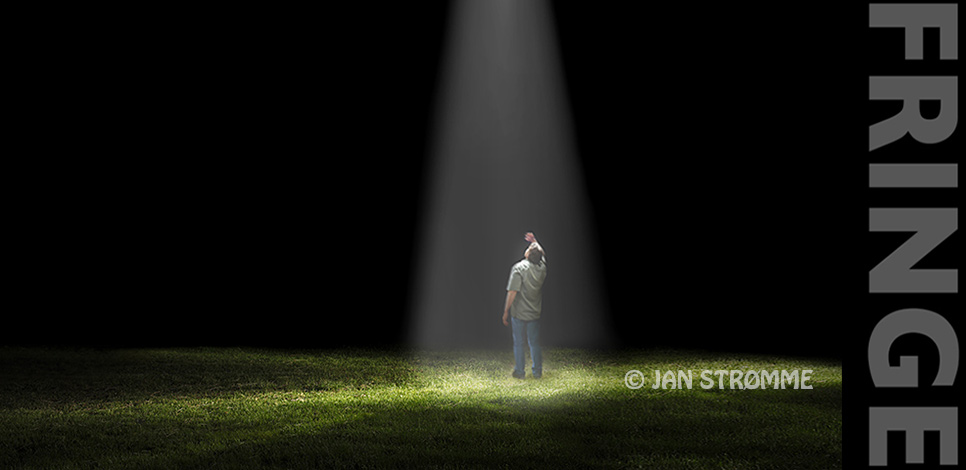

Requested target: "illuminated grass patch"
[{"left": 0, "top": 348, "right": 841, "bottom": 469}]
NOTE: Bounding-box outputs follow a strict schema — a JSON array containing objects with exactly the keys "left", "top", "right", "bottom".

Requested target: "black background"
[{"left": 13, "top": 2, "right": 865, "bottom": 355}]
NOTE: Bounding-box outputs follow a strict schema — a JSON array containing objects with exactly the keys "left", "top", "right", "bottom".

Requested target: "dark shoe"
[
  {"left": 532, "top": 372, "right": 542, "bottom": 379},
  {"left": 512, "top": 370, "right": 525, "bottom": 379}
]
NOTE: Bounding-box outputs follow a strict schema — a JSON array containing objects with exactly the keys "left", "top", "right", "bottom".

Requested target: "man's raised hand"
[{"left": 524, "top": 232, "right": 536, "bottom": 243}]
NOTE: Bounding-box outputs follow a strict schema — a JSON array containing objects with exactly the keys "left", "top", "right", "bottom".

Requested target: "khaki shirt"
[{"left": 506, "top": 258, "right": 547, "bottom": 321}]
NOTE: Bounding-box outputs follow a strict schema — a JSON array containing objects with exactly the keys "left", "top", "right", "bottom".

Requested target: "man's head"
[{"left": 525, "top": 242, "right": 543, "bottom": 264}]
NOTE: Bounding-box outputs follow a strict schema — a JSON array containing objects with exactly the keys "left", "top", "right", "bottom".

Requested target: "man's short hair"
[{"left": 527, "top": 243, "right": 543, "bottom": 264}]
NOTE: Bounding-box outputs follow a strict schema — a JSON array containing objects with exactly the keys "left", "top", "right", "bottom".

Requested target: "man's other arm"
[{"left": 502, "top": 290, "right": 517, "bottom": 326}]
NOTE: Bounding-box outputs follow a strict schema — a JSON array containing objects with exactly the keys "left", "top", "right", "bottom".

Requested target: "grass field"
[{"left": 0, "top": 347, "right": 841, "bottom": 469}]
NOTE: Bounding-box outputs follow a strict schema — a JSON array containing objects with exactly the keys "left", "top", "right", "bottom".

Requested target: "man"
[{"left": 502, "top": 232, "right": 547, "bottom": 379}]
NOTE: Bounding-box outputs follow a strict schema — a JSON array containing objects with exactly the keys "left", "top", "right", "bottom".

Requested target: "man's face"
[{"left": 524, "top": 242, "right": 539, "bottom": 259}]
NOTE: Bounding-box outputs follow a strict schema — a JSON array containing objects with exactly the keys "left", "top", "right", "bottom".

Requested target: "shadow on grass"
[
  {"left": 91, "top": 387, "right": 839, "bottom": 470},
  {"left": 0, "top": 347, "right": 417, "bottom": 409}
]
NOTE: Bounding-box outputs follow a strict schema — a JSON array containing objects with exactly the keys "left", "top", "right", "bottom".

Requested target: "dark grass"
[{"left": 0, "top": 347, "right": 841, "bottom": 469}]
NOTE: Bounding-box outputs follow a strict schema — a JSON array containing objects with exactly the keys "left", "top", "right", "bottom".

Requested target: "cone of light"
[{"left": 409, "top": 0, "right": 611, "bottom": 348}]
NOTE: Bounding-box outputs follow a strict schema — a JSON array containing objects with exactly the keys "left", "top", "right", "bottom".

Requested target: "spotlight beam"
[{"left": 409, "top": 0, "right": 610, "bottom": 349}]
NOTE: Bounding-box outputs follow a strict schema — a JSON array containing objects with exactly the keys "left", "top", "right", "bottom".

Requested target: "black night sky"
[{"left": 10, "top": 2, "right": 891, "bottom": 358}]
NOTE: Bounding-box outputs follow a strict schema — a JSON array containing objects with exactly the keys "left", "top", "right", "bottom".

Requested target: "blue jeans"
[{"left": 511, "top": 317, "right": 542, "bottom": 376}]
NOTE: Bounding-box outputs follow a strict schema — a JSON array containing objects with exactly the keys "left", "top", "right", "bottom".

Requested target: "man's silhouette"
[{"left": 503, "top": 232, "right": 547, "bottom": 379}]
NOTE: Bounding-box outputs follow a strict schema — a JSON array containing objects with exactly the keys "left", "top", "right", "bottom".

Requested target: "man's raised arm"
[{"left": 524, "top": 232, "right": 545, "bottom": 261}]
